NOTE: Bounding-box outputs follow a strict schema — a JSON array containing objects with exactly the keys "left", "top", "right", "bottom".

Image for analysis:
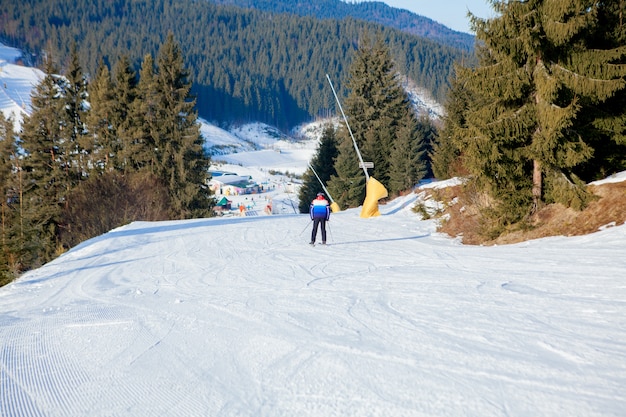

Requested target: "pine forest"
[
  {"left": 0, "top": 0, "right": 468, "bottom": 129},
  {"left": 432, "top": 0, "right": 626, "bottom": 237}
]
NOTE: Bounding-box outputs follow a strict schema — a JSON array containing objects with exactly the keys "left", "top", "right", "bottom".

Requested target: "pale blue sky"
[{"left": 350, "top": 0, "right": 495, "bottom": 34}]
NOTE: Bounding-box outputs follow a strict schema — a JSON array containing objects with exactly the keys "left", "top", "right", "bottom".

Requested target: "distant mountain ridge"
[{"left": 207, "top": 0, "right": 475, "bottom": 52}]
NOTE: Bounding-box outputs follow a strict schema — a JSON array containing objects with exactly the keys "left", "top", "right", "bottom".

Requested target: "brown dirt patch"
[{"left": 434, "top": 181, "right": 626, "bottom": 245}]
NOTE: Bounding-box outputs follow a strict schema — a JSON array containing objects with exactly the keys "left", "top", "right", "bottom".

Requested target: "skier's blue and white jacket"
[{"left": 310, "top": 196, "right": 330, "bottom": 220}]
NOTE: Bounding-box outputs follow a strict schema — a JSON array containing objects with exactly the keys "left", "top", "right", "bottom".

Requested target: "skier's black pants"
[{"left": 311, "top": 218, "right": 327, "bottom": 243}]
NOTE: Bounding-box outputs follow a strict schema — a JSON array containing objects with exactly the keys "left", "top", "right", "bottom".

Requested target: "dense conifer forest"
[
  {"left": 0, "top": 0, "right": 470, "bottom": 129},
  {"left": 207, "top": 0, "right": 476, "bottom": 52}
]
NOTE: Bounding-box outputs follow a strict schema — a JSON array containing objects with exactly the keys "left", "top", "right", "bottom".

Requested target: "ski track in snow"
[{"left": 1, "top": 195, "right": 625, "bottom": 416}]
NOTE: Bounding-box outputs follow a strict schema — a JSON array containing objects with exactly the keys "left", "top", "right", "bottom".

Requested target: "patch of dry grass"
[{"left": 432, "top": 181, "right": 626, "bottom": 245}]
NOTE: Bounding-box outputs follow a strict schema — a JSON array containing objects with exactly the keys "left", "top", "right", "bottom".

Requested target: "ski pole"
[
  {"left": 327, "top": 221, "right": 333, "bottom": 243},
  {"left": 326, "top": 74, "right": 369, "bottom": 182},
  {"left": 309, "top": 163, "right": 340, "bottom": 212},
  {"left": 299, "top": 220, "right": 310, "bottom": 236}
]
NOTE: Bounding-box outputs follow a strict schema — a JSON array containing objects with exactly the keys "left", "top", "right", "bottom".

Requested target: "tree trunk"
[{"left": 532, "top": 159, "right": 542, "bottom": 212}]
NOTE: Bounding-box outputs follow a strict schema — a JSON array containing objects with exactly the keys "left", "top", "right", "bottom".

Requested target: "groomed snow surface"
[{"left": 1, "top": 189, "right": 625, "bottom": 416}]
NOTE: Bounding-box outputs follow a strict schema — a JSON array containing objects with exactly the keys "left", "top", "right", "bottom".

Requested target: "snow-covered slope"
[
  {"left": 202, "top": 119, "right": 318, "bottom": 176},
  {"left": 0, "top": 43, "right": 43, "bottom": 130},
  {"left": 1, "top": 190, "right": 625, "bottom": 416},
  {"left": 402, "top": 77, "right": 445, "bottom": 119}
]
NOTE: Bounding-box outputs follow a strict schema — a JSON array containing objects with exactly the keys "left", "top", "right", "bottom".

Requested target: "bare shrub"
[{"left": 60, "top": 171, "right": 171, "bottom": 249}]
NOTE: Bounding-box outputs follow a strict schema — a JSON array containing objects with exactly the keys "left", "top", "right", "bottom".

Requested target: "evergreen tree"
[
  {"left": 298, "top": 123, "right": 339, "bottom": 213},
  {"left": 86, "top": 59, "right": 117, "bottom": 172},
  {"left": 62, "top": 43, "right": 90, "bottom": 178},
  {"left": 129, "top": 54, "right": 158, "bottom": 173},
  {"left": 430, "top": 68, "right": 473, "bottom": 179},
  {"left": 580, "top": 1, "right": 626, "bottom": 179},
  {"left": 388, "top": 112, "right": 427, "bottom": 194},
  {"left": 0, "top": 114, "right": 18, "bottom": 284},
  {"left": 153, "top": 33, "right": 212, "bottom": 218},
  {"left": 19, "top": 55, "right": 67, "bottom": 265},
  {"left": 417, "top": 115, "right": 438, "bottom": 178},
  {"left": 112, "top": 55, "right": 139, "bottom": 173},
  {"left": 457, "top": 0, "right": 626, "bottom": 229},
  {"left": 327, "top": 125, "right": 366, "bottom": 209},
  {"left": 342, "top": 33, "right": 410, "bottom": 187}
]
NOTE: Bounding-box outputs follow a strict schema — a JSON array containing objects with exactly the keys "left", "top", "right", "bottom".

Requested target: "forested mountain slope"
[
  {"left": 208, "top": 0, "right": 476, "bottom": 52},
  {"left": 0, "top": 0, "right": 471, "bottom": 129}
]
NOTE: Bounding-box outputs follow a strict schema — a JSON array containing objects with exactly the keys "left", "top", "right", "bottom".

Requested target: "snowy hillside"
[
  {"left": 201, "top": 119, "right": 319, "bottom": 177},
  {"left": 402, "top": 77, "right": 445, "bottom": 119},
  {"left": 0, "top": 43, "right": 43, "bottom": 130},
  {"left": 2, "top": 41, "right": 626, "bottom": 417},
  {"left": 1, "top": 183, "right": 625, "bottom": 416}
]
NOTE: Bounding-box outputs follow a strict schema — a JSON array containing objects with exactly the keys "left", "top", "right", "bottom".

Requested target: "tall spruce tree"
[
  {"left": 0, "top": 114, "right": 18, "bottom": 284},
  {"left": 418, "top": 115, "right": 438, "bottom": 179},
  {"left": 342, "top": 33, "right": 411, "bottom": 187},
  {"left": 388, "top": 112, "right": 427, "bottom": 194},
  {"left": 112, "top": 55, "right": 139, "bottom": 173},
  {"left": 581, "top": 1, "right": 626, "bottom": 179},
  {"left": 153, "top": 33, "right": 212, "bottom": 218},
  {"left": 457, "top": 0, "right": 626, "bottom": 228},
  {"left": 86, "top": 60, "right": 117, "bottom": 172},
  {"left": 329, "top": 31, "right": 424, "bottom": 206},
  {"left": 62, "top": 43, "right": 90, "bottom": 177},
  {"left": 19, "top": 56, "right": 67, "bottom": 265},
  {"left": 298, "top": 123, "right": 339, "bottom": 213},
  {"left": 130, "top": 54, "right": 159, "bottom": 173},
  {"left": 327, "top": 125, "right": 366, "bottom": 209},
  {"left": 430, "top": 67, "right": 474, "bottom": 180}
]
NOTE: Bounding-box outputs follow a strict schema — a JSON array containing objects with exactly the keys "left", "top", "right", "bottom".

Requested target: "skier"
[{"left": 309, "top": 192, "right": 330, "bottom": 245}]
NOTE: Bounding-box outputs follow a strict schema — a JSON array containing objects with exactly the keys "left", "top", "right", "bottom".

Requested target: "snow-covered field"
[
  {"left": 1, "top": 187, "right": 625, "bottom": 416},
  {"left": 1, "top": 42, "right": 626, "bottom": 417}
]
